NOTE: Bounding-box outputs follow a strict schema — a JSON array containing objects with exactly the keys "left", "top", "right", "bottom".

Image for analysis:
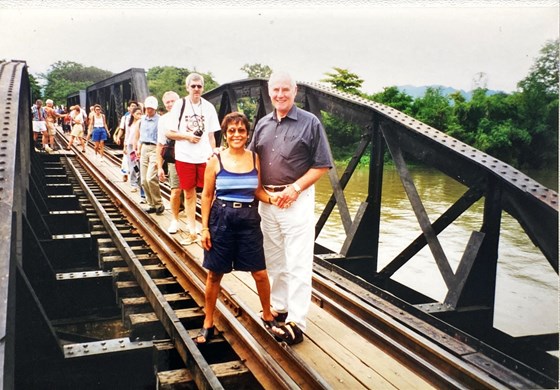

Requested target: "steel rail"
[
  {"left": 310, "top": 263, "right": 543, "bottom": 390},
  {"left": 62, "top": 141, "right": 331, "bottom": 389},
  {"left": 62, "top": 155, "right": 224, "bottom": 390}
]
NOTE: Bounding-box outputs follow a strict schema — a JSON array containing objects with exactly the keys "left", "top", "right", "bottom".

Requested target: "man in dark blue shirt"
[{"left": 249, "top": 71, "right": 332, "bottom": 345}]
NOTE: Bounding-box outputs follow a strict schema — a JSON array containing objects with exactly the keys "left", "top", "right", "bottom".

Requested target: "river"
[{"left": 314, "top": 165, "right": 558, "bottom": 337}]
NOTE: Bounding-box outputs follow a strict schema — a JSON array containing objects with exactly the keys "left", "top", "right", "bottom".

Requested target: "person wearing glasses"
[
  {"left": 87, "top": 104, "right": 110, "bottom": 161},
  {"left": 166, "top": 73, "right": 221, "bottom": 245},
  {"left": 248, "top": 71, "right": 332, "bottom": 345},
  {"left": 194, "top": 112, "right": 278, "bottom": 344}
]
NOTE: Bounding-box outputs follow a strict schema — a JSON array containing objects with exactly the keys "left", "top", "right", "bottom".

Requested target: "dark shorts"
[{"left": 203, "top": 200, "right": 265, "bottom": 274}]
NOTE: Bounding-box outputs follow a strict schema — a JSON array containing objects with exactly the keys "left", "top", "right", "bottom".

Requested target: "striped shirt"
[{"left": 215, "top": 152, "right": 258, "bottom": 203}]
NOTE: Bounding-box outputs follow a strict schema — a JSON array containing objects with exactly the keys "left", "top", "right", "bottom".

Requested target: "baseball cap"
[{"left": 144, "top": 96, "right": 158, "bottom": 109}]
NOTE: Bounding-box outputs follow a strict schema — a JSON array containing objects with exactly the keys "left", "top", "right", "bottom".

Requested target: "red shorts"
[{"left": 175, "top": 161, "right": 206, "bottom": 190}]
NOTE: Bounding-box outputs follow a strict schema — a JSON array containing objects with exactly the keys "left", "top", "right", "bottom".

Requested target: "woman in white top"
[
  {"left": 87, "top": 104, "right": 110, "bottom": 161},
  {"left": 125, "top": 107, "right": 143, "bottom": 193}
]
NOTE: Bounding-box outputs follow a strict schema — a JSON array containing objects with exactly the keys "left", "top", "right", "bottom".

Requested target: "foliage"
[
  {"left": 40, "top": 61, "right": 113, "bottom": 106},
  {"left": 240, "top": 63, "right": 272, "bottom": 78},
  {"left": 368, "top": 86, "right": 414, "bottom": 112},
  {"left": 147, "top": 66, "right": 219, "bottom": 110},
  {"left": 513, "top": 39, "right": 559, "bottom": 168},
  {"left": 29, "top": 73, "right": 42, "bottom": 103},
  {"left": 321, "top": 67, "right": 364, "bottom": 95},
  {"left": 408, "top": 87, "right": 457, "bottom": 132},
  {"left": 237, "top": 64, "right": 273, "bottom": 121},
  {"left": 321, "top": 111, "right": 363, "bottom": 161}
]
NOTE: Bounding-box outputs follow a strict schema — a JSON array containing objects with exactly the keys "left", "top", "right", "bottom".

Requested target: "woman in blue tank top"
[{"left": 195, "top": 112, "right": 279, "bottom": 344}]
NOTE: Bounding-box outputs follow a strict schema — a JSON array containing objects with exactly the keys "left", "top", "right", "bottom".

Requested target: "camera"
[{"left": 193, "top": 129, "right": 204, "bottom": 137}]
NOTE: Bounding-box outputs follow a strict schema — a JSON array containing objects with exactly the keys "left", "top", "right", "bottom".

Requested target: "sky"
[{"left": 0, "top": 0, "right": 557, "bottom": 94}]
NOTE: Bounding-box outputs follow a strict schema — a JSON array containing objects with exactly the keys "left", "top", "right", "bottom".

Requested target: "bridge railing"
[
  {"left": 203, "top": 78, "right": 558, "bottom": 326},
  {"left": 0, "top": 60, "right": 32, "bottom": 389},
  {"left": 58, "top": 71, "right": 557, "bottom": 380},
  {"left": 66, "top": 68, "right": 149, "bottom": 134}
]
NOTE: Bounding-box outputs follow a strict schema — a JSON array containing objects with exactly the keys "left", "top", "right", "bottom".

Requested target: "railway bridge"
[{"left": 0, "top": 61, "right": 557, "bottom": 388}]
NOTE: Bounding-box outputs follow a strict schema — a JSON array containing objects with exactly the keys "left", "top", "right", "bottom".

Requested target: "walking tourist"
[
  {"left": 31, "top": 99, "right": 51, "bottom": 153},
  {"left": 68, "top": 105, "right": 86, "bottom": 152},
  {"left": 156, "top": 91, "right": 182, "bottom": 233},
  {"left": 166, "top": 73, "right": 221, "bottom": 244},
  {"left": 135, "top": 96, "right": 163, "bottom": 214},
  {"left": 87, "top": 104, "right": 110, "bottom": 161}
]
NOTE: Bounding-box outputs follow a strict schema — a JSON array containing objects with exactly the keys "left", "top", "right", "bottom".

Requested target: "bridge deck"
[{"left": 79, "top": 144, "right": 432, "bottom": 389}]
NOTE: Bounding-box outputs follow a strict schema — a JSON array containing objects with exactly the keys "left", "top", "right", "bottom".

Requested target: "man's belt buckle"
[
  {"left": 265, "top": 185, "right": 288, "bottom": 192},
  {"left": 232, "top": 202, "right": 243, "bottom": 208}
]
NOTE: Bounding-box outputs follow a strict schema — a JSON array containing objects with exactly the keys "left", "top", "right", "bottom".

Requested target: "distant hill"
[{"left": 396, "top": 85, "right": 504, "bottom": 100}]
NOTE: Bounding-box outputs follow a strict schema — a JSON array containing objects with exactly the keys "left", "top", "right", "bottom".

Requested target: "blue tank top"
[{"left": 215, "top": 151, "right": 258, "bottom": 203}]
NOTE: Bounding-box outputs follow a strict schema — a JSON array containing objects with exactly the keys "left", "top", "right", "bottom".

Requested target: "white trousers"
[{"left": 259, "top": 185, "right": 315, "bottom": 332}]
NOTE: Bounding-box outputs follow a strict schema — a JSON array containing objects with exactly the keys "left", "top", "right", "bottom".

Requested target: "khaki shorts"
[
  {"left": 71, "top": 124, "right": 84, "bottom": 138},
  {"left": 46, "top": 121, "right": 56, "bottom": 136},
  {"left": 167, "top": 162, "right": 180, "bottom": 189}
]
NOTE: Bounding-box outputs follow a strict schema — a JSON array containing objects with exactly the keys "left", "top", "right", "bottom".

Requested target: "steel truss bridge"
[{"left": 1, "top": 63, "right": 557, "bottom": 388}]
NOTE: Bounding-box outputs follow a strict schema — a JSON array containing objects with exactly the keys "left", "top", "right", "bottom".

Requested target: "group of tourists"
[
  {"left": 36, "top": 70, "right": 332, "bottom": 347},
  {"left": 31, "top": 99, "right": 110, "bottom": 157}
]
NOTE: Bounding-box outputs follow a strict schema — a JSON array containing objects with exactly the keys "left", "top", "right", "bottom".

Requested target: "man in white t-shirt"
[{"left": 166, "top": 73, "right": 221, "bottom": 244}]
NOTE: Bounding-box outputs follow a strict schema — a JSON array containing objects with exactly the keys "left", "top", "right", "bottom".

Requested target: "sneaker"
[
  {"left": 155, "top": 205, "right": 165, "bottom": 215},
  {"left": 44, "top": 145, "right": 53, "bottom": 154},
  {"left": 130, "top": 187, "right": 138, "bottom": 193},
  {"left": 140, "top": 197, "right": 147, "bottom": 204},
  {"left": 167, "top": 220, "right": 178, "bottom": 234}
]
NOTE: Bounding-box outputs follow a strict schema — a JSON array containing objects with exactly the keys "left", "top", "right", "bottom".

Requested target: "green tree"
[
  {"left": 240, "top": 63, "right": 272, "bottom": 78},
  {"left": 321, "top": 67, "right": 364, "bottom": 95},
  {"left": 321, "top": 112, "right": 363, "bottom": 161},
  {"left": 29, "top": 73, "right": 42, "bottom": 103},
  {"left": 515, "top": 38, "right": 559, "bottom": 168},
  {"left": 237, "top": 63, "right": 273, "bottom": 120},
  {"left": 368, "top": 86, "right": 414, "bottom": 112},
  {"left": 41, "top": 61, "right": 113, "bottom": 105},
  {"left": 408, "top": 87, "right": 455, "bottom": 132}
]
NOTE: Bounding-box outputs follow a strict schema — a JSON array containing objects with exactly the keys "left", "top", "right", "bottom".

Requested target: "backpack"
[{"left": 161, "top": 98, "right": 186, "bottom": 164}]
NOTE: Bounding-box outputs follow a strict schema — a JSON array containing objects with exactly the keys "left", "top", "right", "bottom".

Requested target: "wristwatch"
[{"left": 292, "top": 182, "right": 302, "bottom": 194}]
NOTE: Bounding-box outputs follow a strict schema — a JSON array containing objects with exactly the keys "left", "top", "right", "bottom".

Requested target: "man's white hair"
[{"left": 268, "top": 71, "right": 296, "bottom": 89}]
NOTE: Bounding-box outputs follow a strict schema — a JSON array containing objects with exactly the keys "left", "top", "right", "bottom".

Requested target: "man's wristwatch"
[{"left": 292, "top": 182, "right": 302, "bottom": 194}]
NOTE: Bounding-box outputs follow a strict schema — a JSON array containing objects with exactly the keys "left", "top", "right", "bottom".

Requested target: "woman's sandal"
[
  {"left": 271, "top": 321, "right": 304, "bottom": 345},
  {"left": 194, "top": 326, "right": 215, "bottom": 345}
]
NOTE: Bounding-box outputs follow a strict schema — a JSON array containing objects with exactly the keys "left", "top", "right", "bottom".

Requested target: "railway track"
[
  {"left": 56, "top": 134, "right": 330, "bottom": 389},
  {"left": 28, "top": 130, "right": 547, "bottom": 389}
]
